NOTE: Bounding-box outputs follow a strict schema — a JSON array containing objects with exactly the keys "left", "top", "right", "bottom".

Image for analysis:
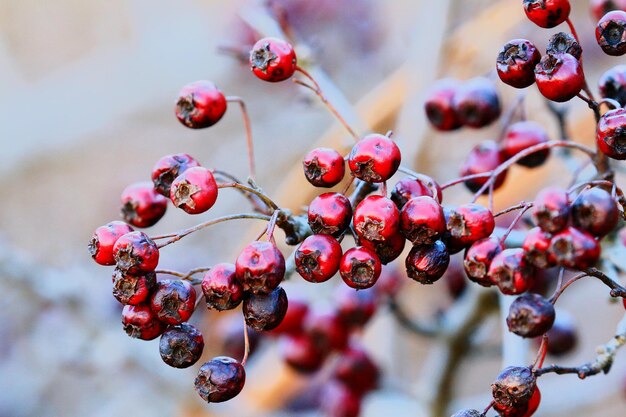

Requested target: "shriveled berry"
[
  {"left": 152, "top": 153, "right": 200, "bottom": 196},
  {"left": 333, "top": 345, "right": 379, "bottom": 394},
  {"left": 460, "top": 140, "right": 507, "bottom": 194},
  {"left": 302, "top": 148, "right": 345, "bottom": 188},
  {"left": 170, "top": 166, "right": 218, "bottom": 214},
  {"left": 360, "top": 232, "right": 406, "bottom": 264},
  {"left": 571, "top": 187, "right": 619, "bottom": 237},
  {"left": 201, "top": 263, "right": 244, "bottom": 311},
  {"left": 545, "top": 311, "right": 578, "bottom": 356},
  {"left": 523, "top": 0, "right": 571, "bottom": 28},
  {"left": 445, "top": 203, "right": 496, "bottom": 248},
  {"left": 243, "top": 286, "right": 288, "bottom": 331},
  {"left": 250, "top": 37, "right": 297, "bottom": 82},
  {"left": 501, "top": 121, "right": 550, "bottom": 167},
  {"left": 534, "top": 53, "right": 584, "bottom": 102},
  {"left": 549, "top": 227, "right": 600, "bottom": 269},
  {"left": 406, "top": 240, "right": 450, "bottom": 284},
  {"left": 321, "top": 381, "right": 361, "bottom": 417},
  {"left": 295, "top": 234, "right": 342, "bottom": 283},
  {"left": 596, "top": 10, "right": 626, "bottom": 56},
  {"left": 151, "top": 280, "right": 196, "bottom": 325},
  {"left": 464, "top": 237, "right": 504, "bottom": 286},
  {"left": 89, "top": 221, "right": 134, "bottom": 266},
  {"left": 120, "top": 182, "right": 167, "bottom": 228},
  {"left": 113, "top": 231, "right": 159, "bottom": 274},
  {"left": 492, "top": 366, "right": 537, "bottom": 409},
  {"left": 112, "top": 269, "right": 156, "bottom": 305},
  {"left": 523, "top": 227, "right": 555, "bottom": 269},
  {"left": 304, "top": 309, "right": 350, "bottom": 351},
  {"left": 452, "top": 77, "right": 501, "bottom": 128},
  {"left": 507, "top": 293, "right": 555, "bottom": 338},
  {"left": 334, "top": 286, "right": 377, "bottom": 328},
  {"left": 236, "top": 241, "right": 285, "bottom": 294},
  {"left": 497, "top": 39, "right": 542, "bottom": 89},
  {"left": 195, "top": 357, "right": 246, "bottom": 403},
  {"left": 308, "top": 192, "right": 352, "bottom": 237},
  {"left": 280, "top": 332, "right": 328, "bottom": 373},
  {"left": 348, "top": 133, "right": 401, "bottom": 183},
  {"left": 596, "top": 108, "right": 626, "bottom": 160},
  {"left": 339, "top": 246, "right": 382, "bottom": 289},
  {"left": 271, "top": 298, "right": 309, "bottom": 335},
  {"left": 159, "top": 323, "right": 204, "bottom": 368},
  {"left": 175, "top": 81, "right": 227, "bottom": 129},
  {"left": 532, "top": 186, "right": 570, "bottom": 233},
  {"left": 599, "top": 64, "right": 626, "bottom": 107},
  {"left": 424, "top": 78, "right": 463, "bottom": 131},
  {"left": 353, "top": 195, "right": 400, "bottom": 242},
  {"left": 121, "top": 304, "right": 165, "bottom": 340},
  {"left": 391, "top": 175, "right": 443, "bottom": 209},
  {"left": 546, "top": 32, "right": 582, "bottom": 59},
  {"left": 451, "top": 410, "right": 483, "bottom": 417},
  {"left": 489, "top": 248, "right": 535, "bottom": 295},
  {"left": 591, "top": 0, "right": 626, "bottom": 21},
  {"left": 400, "top": 196, "right": 446, "bottom": 244}
]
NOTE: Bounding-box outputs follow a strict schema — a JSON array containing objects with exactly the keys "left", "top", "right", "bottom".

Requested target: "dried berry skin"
[
  {"left": 270, "top": 298, "right": 309, "bottom": 335},
  {"left": 445, "top": 203, "right": 496, "bottom": 249},
  {"left": 391, "top": 175, "right": 443, "bottom": 209},
  {"left": 194, "top": 356, "right": 246, "bottom": 403},
  {"left": 360, "top": 232, "right": 406, "bottom": 264},
  {"left": 460, "top": 140, "right": 508, "bottom": 194},
  {"left": 304, "top": 309, "right": 350, "bottom": 352},
  {"left": 492, "top": 366, "right": 537, "bottom": 409},
  {"left": 400, "top": 196, "right": 446, "bottom": 244},
  {"left": 243, "top": 286, "right": 288, "bottom": 331},
  {"left": 152, "top": 153, "right": 201, "bottom": 197},
  {"left": 321, "top": 381, "right": 362, "bottom": 417},
  {"left": 452, "top": 77, "right": 501, "bottom": 128},
  {"left": 235, "top": 241, "right": 286, "bottom": 294},
  {"left": 501, "top": 121, "right": 551, "bottom": 168},
  {"left": 489, "top": 248, "right": 535, "bottom": 295},
  {"left": 571, "top": 187, "right": 619, "bottom": 237},
  {"left": 507, "top": 293, "right": 556, "bottom": 338},
  {"left": 522, "top": 227, "right": 555, "bottom": 269},
  {"left": 121, "top": 304, "right": 165, "bottom": 340},
  {"left": 295, "top": 234, "right": 342, "bottom": 283},
  {"left": 89, "top": 221, "right": 134, "bottom": 266},
  {"left": 549, "top": 227, "right": 601, "bottom": 269},
  {"left": 112, "top": 269, "right": 156, "bottom": 305},
  {"left": 451, "top": 410, "right": 484, "bottom": 417},
  {"left": 523, "top": 0, "right": 571, "bottom": 28},
  {"left": 113, "top": 231, "right": 159, "bottom": 274},
  {"left": 175, "top": 80, "right": 227, "bottom": 129},
  {"left": 334, "top": 286, "right": 378, "bottom": 328},
  {"left": 353, "top": 195, "right": 400, "bottom": 242},
  {"left": 424, "top": 78, "right": 463, "bottom": 131},
  {"left": 464, "top": 237, "right": 504, "bottom": 286},
  {"left": 348, "top": 133, "right": 401, "bottom": 183},
  {"left": 249, "top": 37, "right": 297, "bottom": 82},
  {"left": 497, "top": 39, "right": 542, "bottom": 89},
  {"left": 151, "top": 280, "right": 197, "bottom": 325},
  {"left": 534, "top": 53, "right": 584, "bottom": 102},
  {"left": 169, "top": 166, "right": 218, "bottom": 215},
  {"left": 546, "top": 32, "right": 582, "bottom": 59},
  {"left": 302, "top": 147, "right": 346, "bottom": 188},
  {"left": 591, "top": 0, "right": 626, "bottom": 22},
  {"left": 333, "top": 345, "right": 380, "bottom": 394},
  {"left": 339, "top": 246, "right": 382, "bottom": 289},
  {"left": 201, "top": 263, "right": 244, "bottom": 311},
  {"left": 599, "top": 64, "right": 626, "bottom": 107},
  {"left": 120, "top": 181, "right": 168, "bottom": 228},
  {"left": 596, "top": 10, "right": 626, "bottom": 56},
  {"left": 159, "top": 323, "right": 204, "bottom": 368},
  {"left": 596, "top": 108, "right": 626, "bottom": 160},
  {"left": 532, "top": 186, "right": 570, "bottom": 234},
  {"left": 280, "top": 332, "right": 328, "bottom": 373},
  {"left": 405, "top": 240, "right": 450, "bottom": 284},
  {"left": 308, "top": 192, "right": 353, "bottom": 237}
]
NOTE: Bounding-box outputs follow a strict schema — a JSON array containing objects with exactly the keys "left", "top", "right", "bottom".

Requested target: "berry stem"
[
  {"left": 218, "top": 182, "right": 280, "bottom": 211},
  {"left": 494, "top": 202, "right": 531, "bottom": 217},
  {"left": 549, "top": 272, "right": 588, "bottom": 304},
  {"left": 226, "top": 97, "right": 257, "bottom": 180},
  {"left": 565, "top": 17, "right": 597, "bottom": 103},
  {"left": 532, "top": 334, "right": 549, "bottom": 369},
  {"left": 154, "top": 267, "right": 210, "bottom": 285},
  {"left": 264, "top": 209, "right": 280, "bottom": 244},
  {"left": 213, "top": 170, "right": 272, "bottom": 214},
  {"left": 397, "top": 165, "right": 442, "bottom": 203},
  {"left": 497, "top": 93, "right": 527, "bottom": 142},
  {"left": 241, "top": 316, "right": 250, "bottom": 366},
  {"left": 498, "top": 203, "right": 532, "bottom": 244}
]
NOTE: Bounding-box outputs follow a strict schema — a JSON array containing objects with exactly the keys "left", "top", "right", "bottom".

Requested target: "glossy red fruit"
[
  {"left": 89, "top": 221, "right": 134, "bottom": 266},
  {"left": 390, "top": 175, "right": 443, "bottom": 209},
  {"left": 120, "top": 182, "right": 167, "bottom": 228},
  {"left": 507, "top": 293, "right": 556, "bottom": 338},
  {"left": 201, "top": 263, "right": 244, "bottom": 311},
  {"left": 321, "top": 381, "right": 362, "bottom": 417},
  {"left": 360, "top": 232, "right": 406, "bottom": 264},
  {"left": 152, "top": 153, "right": 201, "bottom": 197},
  {"left": 353, "top": 195, "right": 400, "bottom": 242},
  {"left": 236, "top": 241, "right": 286, "bottom": 294},
  {"left": 464, "top": 237, "right": 504, "bottom": 286},
  {"left": 348, "top": 133, "right": 401, "bottom": 183},
  {"left": 460, "top": 140, "right": 508, "bottom": 194},
  {"left": 452, "top": 77, "right": 501, "bottom": 128},
  {"left": 545, "top": 311, "right": 578, "bottom": 356},
  {"left": 492, "top": 366, "right": 537, "bottom": 410},
  {"left": 308, "top": 192, "right": 352, "bottom": 237},
  {"left": 339, "top": 246, "right": 382, "bottom": 289},
  {"left": 523, "top": 0, "right": 571, "bottom": 28},
  {"left": 400, "top": 196, "right": 446, "bottom": 244},
  {"left": 591, "top": 0, "right": 626, "bottom": 21},
  {"left": 295, "top": 234, "right": 342, "bottom": 283},
  {"left": 280, "top": 332, "right": 328, "bottom": 373},
  {"left": 159, "top": 323, "right": 204, "bottom": 368},
  {"left": 596, "top": 10, "right": 626, "bottom": 56},
  {"left": 532, "top": 186, "right": 570, "bottom": 233},
  {"left": 501, "top": 121, "right": 551, "bottom": 167},
  {"left": 169, "top": 166, "right": 218, "bottom": 214},
  {"left": 249, "top": 37, "right": 297, "bottom": 82},
  {"left": 445, "top": 203, "right": 496, "bottom": 248},
  {"left": 406, "top": 240, "right": 450, "bottom": 284},
  {"left": 547, "top": 32, "right": 582, "bottom": 59},
  {"left": 599, "top": 64, "right": 626, "bottom": 107},
  {"left": 522, "top": 387, "right": 541, "bottom": 417},
  {"left": 424, "top": 78, "right": 463, "bottom": 131},
  {"left": 549, "top": 227, "right": 601, "bottom": 269},
  {"left": 195, "top": 356, "right": 246, "bottom": 403},
  {"left": 113, "top": 231, "right": 159, "bottom": 274},
  {"left": 112, "top": 269, "right": 156, "bottom": 305},
  {"left": 489, "top": 248, "right": 535, "bottom": 295},
  {"left": 571, "top": 187, "right": 619, "bottom": 237},
  {"left": 271, "top": 298, "right": 309, "bottom": 335},
  {"left": 302, "top": 147, "right": 346, "bottom": 187},
  {"left": 243, "top": 286, "right": 289, "bottom": 331},
  {"left": 523, "top": 227, "right": 555, "bottom": 269},
  {"left": 333, "top": 346, "right": 380, "bottom": 394},
  {"left": 334, "top": 286, "right": 378, "bottom": 328},
  {"left": 121, "top": 304, "right": 165, "bottom": 340},
  {"left": 497, "top": 39, "right": 542, "bottom": 89},
  {"left": 534, "top": 53, "right": 584, "bottom": 102},
  {"left": 596, "top": 108, "right": 626, "bottom": 159},
  {"left": 304, "top": 309, "right": 350, "bottom": 351},
  {"left": 151, "top": 280, "right": 197, "bottom": 325},
  {"left": 175, "top": 81, "right": 227, "bottom": 129}
]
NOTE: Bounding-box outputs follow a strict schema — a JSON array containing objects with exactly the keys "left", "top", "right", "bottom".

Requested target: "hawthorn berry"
[
  {"left": 596, "top": 10, "right": 626, "bottom": 56},
  {"left": 507, "top": 293, "right": 556, "bottom": 338},
  {"left": 334, "top": 286, "right": 377, "bottom": 328},
  {"left": 271, "top": 298, "right": 309, "bottom": 335},
  {"left": 489, "top": 248, "right": 535, "bottom": 295},
  {"left": 113, "top": 231, "right": 159, "bottom": 275},
  {"left": 534, "top": 53, "right": 584, "bottom": 102},
  {"left": 332, "top": 345, "right": 379, "bottom": 394},
  {"left": 89, "top": 221, "right": 134, "bottom": 266},
  {"left": 151, "top": 280, "right": 197, "bottom": 325},
  {"left": 112, "top": 269, "right": 156, "bottom": 305},
  {"left": 405, "top": 240, "right": 450, "bottom": 284},
  {"left": 452, "top": 77, "right": 501, "bottom": 128},
  {"left": 201, "top": 263, "right": 244, "bottom": 311},
  {"left": 175, "top": 80, "right": 227, "bottom": 129},
  {"left": 120, "top": 181, "right": 167, "bottom": 228},
  {"left": 523, "top": 387, "right": 541, "bottom": 417},
  {"left": 464, "top": 237, "right": 504, "bottom": 287},
  {"left": 249, "top": 37, "right": 297, "bottom": 82},
  {"left": 445, "top": 203, "right": 496, "bottom": 249},
  {"left": 496, "top": 39, "right": 542, "bottom": 89},
  {"left": 169, "top": 166, "right": 218, "bottom": 215},
  {"left": 353, "top": 195, "right": 400, "bottom": 242},
  {"left": 152, "top": 153, "right": 200, "bottom": 197},
  {"left": 302, "top": 147, "right": 346, "bottom": 188},
  {"left": 492, "top": 366, "right": 537, "bottom": 410},
  {"left": 424, "top": 78, "right": 463, "bottom": 131},
  {"left": 451, "top": 410, "right": 483, "bottom": 417},
  {"left": 549, "top": 226, "right": 601, "bottom": 269},
  {"left": 295, "top": 234, "right": 342, "bottom": 283},
  {"left": 390, "top": 175, "right": 443, "bottom": 209},
  {"left": 546, "top": 32, "right": 582, "bottom": 59},
  {"left": 348, "top": 133, "right": 401, "bottom": 183},
  {"left": 599, "top": 64, "right": 626, "bottom": 106},
  {"left": 460, "top": 140, "right": 508, "bottom": 194},
  {"left": 545, "top": 311, "right": 578, "bottom": 356},
  {"left": 308, "top": 192, "right": 352, "bottom": 237},
  {"left": 194, "top": 356, "right": 246, "bottom": 403},
  {"left": 501, "top": 121, "right": 551, "bottom": 167},
  {"left": 243, "top": 286, "right": 288, "bottom": 331},
  {"left": 596, "top": 108, "right": 626, "bottom": 160},
  {"left": 235, "top": 241, "right": 286, "bottom": 294},
  {"left": 121, "top": 304, "right": 165, "bottom": 340},
  {"left": 571, "top": 187, "right": 619, "bottom": 237},
  {"left": 532, "top": 186, "right": 570, "bottom": 233},
  {"left": 321, "top": 381, "right": 362, "bottom": 417},
  {"left": 339, "top": 246, "right": 382, "bottom": 289},
  {"left": 523, "top": 0, "right": 571, "bottom": 28},
  {"left": 304, "top": 309, "right": 350, "bottom": 351},
  {"left": 400, "top": 196, "right": 446, "bottom": 244},
  {"left": 360, "top": 232, "right": 406, "bottom": 264},
  {"left": 280, "top": 332, "right": 328, "bottom": 373},
  {"left": 591, "top": 0, "right": 626, "bottom": 21},
  {"left": 523, "top": 227, "right": 555, "bottom": 269},
  {"left": 159, "top": 323, "right": 204, "bottom": 368}
]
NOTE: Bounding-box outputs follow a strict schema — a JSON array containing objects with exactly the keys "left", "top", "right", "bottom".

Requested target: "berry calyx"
[
  {"left": 150, "top": 280, "right": 197, "bottom": 325},
  {"left": 121, "top": 304, "right": 165, "bottom": 340},
  {"left": 308, "top": 192, "right": 352, "bottom": 237},
  {"left": 353, "top": 195, "right": 400, "bottom": 242},
  {"left": 549, "top": 226, "right": 601, "bottom": 269},
  {"left": 497, "top": 39, "right": 542, "bottom": 89},
  {"left": 112, "top": 269, "right": 156, "bottom": 305},
  {"left": 339, "top": 246, "right": 382, "bottom": 289},
  {"left": 295, "top": 234, "right": 342, "bottom": 283},
  {"left": 464, "top": 237, "right": 504, "bottom": 287},
  {"left": 152, "top": 153, "right": 200, "bottom": 197},
  {"left": 534, "top": 53, "right": 584, "bottom": 102},
  {"left": 249, "top": 37, "right": 297, "bottom": 82},
  {"left": 89, "top": 221, "right": 134, "bottom": 266},
  {"left": 113, "top": 231, "right": 160, "bottom": 274},
  {"left": 348, "top": 133, "right": 401, "bottom": 183},
  {"left": 532, "top": 186, "right": 570, "bottom": 233},
  {"left": 424, "top": 78, "right": 463, "bottom": 131},
  {"left": 460, "top": 140, "right": 508, "bottom": 194},
  {"left": 501, "top": 121, "right": 551, "bottom": 168},
  {"left": 492, "top": 366, "right": 537, "bottom": 410},
  {"left": 201, "top": 263, "right": 244, "bottom": 311},
  {"left": 596, "top": 108, "right": 626, "bottom": 160},
  {"left": 175, "top": 81, "right": 227, "bottom": 129},
  {"left": 235, "top": 241, "right": 286, "bottom": 294},
  {"left": 405, "top": 240, "right": 450, "bottom": 284},
  {"left": 390, "top": 175, "right": 443, "bottom": 209},
  {"left": 452, "top": 77, "right": 501, "bottom": 128},
  {"left": 400, "top": 196, "right": 446, "bottom": 244},
  {"left": 302, "top": 147, "right": 346, "bottom": 188},
  {"left": 489, "top": 248, "right": 535, "bottom": 295},
  {"left": 159, "top": 323, "right": 204, "bottom": 368},
  {"left": 599, "top": 64, "right": 626, "bottom": 107},
  {"left": 120, "top": 181, "right": 168, "bottom": 228},
  {"left": 194, "top": 356, "right": 246, "bottom": 403},
  {"left": 506, "top": 293, "right": 556, "bottom": 338},
  {"left": 169, "top": 166, "right": 218, "bottom": 215},
  {"left": 523, "top": 0, "right": 571, "bottom": 28},
  {"left": 596, "top": 10, "right": 626, "bottom": 56},
  {"left": 243, "top": 286, "right": 289, "bottom": 331},
  {"left": 571, "top": 187, "right": 619, "bottom": 237},
  {"left": 546, "top": 32, "right": 582, "bottom": 59}
]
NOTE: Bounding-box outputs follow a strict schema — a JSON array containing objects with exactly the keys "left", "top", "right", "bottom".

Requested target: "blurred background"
[{"left": 1, "top": 0, "right": 625, "bottom": 416}]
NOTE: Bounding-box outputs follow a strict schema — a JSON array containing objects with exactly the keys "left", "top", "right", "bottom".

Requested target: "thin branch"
[{"left": 226, "top": 97, "right": 256, "bottom": 179}]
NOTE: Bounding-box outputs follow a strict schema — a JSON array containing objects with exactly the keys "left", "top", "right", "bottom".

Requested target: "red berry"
[
  {"left": 302, "top": 148, "right": 346, "bottom": 188},
  {"left": 599, "top": 64, "right": 626, "bottom": 107},
  {"left": 120, "top": 182, "right": 167, "bottom": 228},
  {"left": 507, "top": 293, "right": 556, "bottom": 338},
  {"left": 460, "top": 140, "right": 508, "bottom": 194},
  {"left": 195, "top": 356, "right": 246, "bottom": 403},
  {"left": 159, "top": 323, "right": 204, "bottom": 368},
  {"left": 452, "top": 77, "right": 501, "bottom": 128},
  {"left": 464, "top": 237, "right": 504, "bottom": 286},
  {"left": 201, "top": 263, "right": 244, "bottom": 311},
  {"left": 501, "top": 121, "right": 551, "bottom": 168},
  {"left": 89, "top": 221, "right": 134, "bottom": 266},
  {"left": 271, "top": 298, "right": 309, "bottom": 335},
  {"left": 360, "top": 232, "right": 406, "bottom": 264},
  {"left": 596, "top": 10, "right": 626, "bottom": 56},
  {"left": 492, "top": 366, "right": 537, "bottom": 410},
  {"left": 523, "top": 227, "right": 555, "bottom": 269},
  {"left": 596, "top": 108, "right": 626, "bottom": 160},
  {"left": 571, "top": 187, "right": 619, "bottom": 237},
  {"left": 249, "top": 37, "right": 297, "bottom": 82},
  {"left": 348, "top": 133, "right": 401, "bottom": 183},
  {"left": 489, "top": 248, "right": 535, "bottom": 295},
  {"left": 522, "top": 387, "right": 541, "bottom": 417},
  {"left": 445, "top": 203, "right": 496, "bottom": 249},
  {"left": 235, "top": 241, "right": 285, "bottom": 294},
  {"left": 280, "top": 332, "right": 328, "bottom": 373},
  {"left": 112, "top": 269, "right": 156, "bottom": 305},
  {"left": 175, "top": 81, "right": 227, "bottom": 129},
  {"left": 534, "top": 53, "right": 584, "bottom": 102},
  {"left": 444, "top": 260, "right": 469, "bottom": 299},
  {"left": 405, "top": 240, "right": 450, "bottom": 284},
  {"left": 334, "top": 286, "right": 378, "bottom": 328},
  {"left": 532, "top": 186, "right": 570, "bottom": 233},
  {"left": 390, "top": 175, "right": 443, "bottom": 209},
  {"left": 243, "top": 286, "right": 289, "bottom": 331},
  {"left": 151, "top": 280, "right": 196, "bottom": 325},
  {"left": 497, "top": 39, "right": 542, "bottom": 89},
  {"left": 170, "top": 166, "right": 218, "bottom": 214},
  {"left": 353, "top": 195, "right": 400, "bottom": 242},
  {"left": 113, "top": 231, "right": 159, "bottom": 274},
  {"left": 295, "top": 234, "right": 342, "bottom": 283},
  {"left": 152, "top": 153, "right": 201, "bottom": 197},
  {"left": 332, "top": 345, "right": 380, "bottom": 394},
  {"left": 339, "top": 246, "right": 382, "bottom": 289},
  {"left": 400, "top": 196, "right": 446, "bottom": 244},
  {"left": 549, "top": 227, "right": 601, "bottom": 269},
  {"left": 591, "top": 0, "right": 626, "bottom": 21},
  {"left": 424, "top": 78, "right": 463, "bottom": 131},
  {"left": 523, "top": 0, "right": 571, "bottom": 28},
  {"left": 546, "top": 32, "right": 582, "bottom": 60},
  {"left": 121, "top": 304, "right": 165, "bottom": 340},
  {"left": 321, "top": 381, "right": 362, "bottom": 417},
  {"left": 304, "top": 309, "right": 350, "bottom": 351},
  {"left": 308, "top": 192, "right": 352, "bottom": 237},
  {"left": 545, "top": 311, "right": 578, "bottom": 356}
]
